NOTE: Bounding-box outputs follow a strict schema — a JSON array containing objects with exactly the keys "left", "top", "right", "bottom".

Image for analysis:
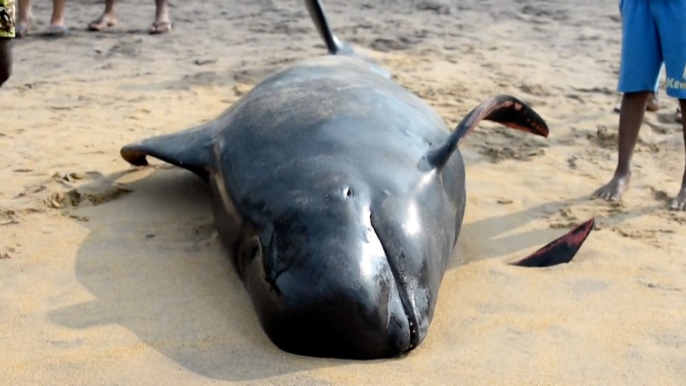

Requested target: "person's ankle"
[{"left": 613, "top": 166, "right": 631, "bottom": 178}]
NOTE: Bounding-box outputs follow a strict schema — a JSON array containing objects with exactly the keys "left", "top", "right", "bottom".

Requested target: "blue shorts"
[{"left": 618, "top": 0, "right": 686, "bottom": 99}]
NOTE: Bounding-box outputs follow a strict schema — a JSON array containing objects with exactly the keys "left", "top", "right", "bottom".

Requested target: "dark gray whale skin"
[{"left": 120, "top": 0, "right": 595, "bottom": 360}]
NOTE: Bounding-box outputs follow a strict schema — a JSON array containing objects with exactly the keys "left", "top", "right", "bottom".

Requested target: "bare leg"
[
  {"left": 0, "top": 38, "right": 12, "bottom": 87},
  {"left": 614, "top": 92, "right": 659, "bottom": 113},
  {"left": 670, "top": 99, "right": 686, "bottom": 210},
  {"left": 88, "top": 0, "right": 117, "bottom": 31},
  {"left": 595, "top": 92, "right": 651, "bottom": 201},
  {"left": 50, "top": 0, "right": 65, "bottom": 26},
  {"left": 43, "top": 0, "right": 68, "bottom": 35},
  {"left": 16, "top": 0, "right": 31, "bottom": 37},
  {"left": 149, "top": 0, "right": 171, "bottom": 34}
]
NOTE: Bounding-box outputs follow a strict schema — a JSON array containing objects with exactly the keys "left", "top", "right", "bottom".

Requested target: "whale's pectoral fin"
[
  {"left": 120, "top": 122, "right": 216, "bottom": 182},
  {"left": 304, "top": 0, "right": 391, "bottom": 79},
  {"left": 423, "top": 95, "right": 549, "bottom": 170},
  {"left": 510, "top": 218, "right": 595, "bottom": 268}
]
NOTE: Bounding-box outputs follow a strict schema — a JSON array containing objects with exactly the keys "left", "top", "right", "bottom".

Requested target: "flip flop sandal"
[
  {"left": 41, "top": 25, "right": 69, "bottom": 37},
  {"left": 149, "top": 21, "right": 172, "bottom": 35},
  {"left": 15, "top": 23, "right": 28, "bottom": 38},
  {"left": 88, "top": 18, "right": 116, "bottom": 31}
]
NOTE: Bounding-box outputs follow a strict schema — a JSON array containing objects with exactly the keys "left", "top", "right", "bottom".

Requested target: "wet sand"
[{"left": 1, "top": 0, "right": 685, "bottom": 385}]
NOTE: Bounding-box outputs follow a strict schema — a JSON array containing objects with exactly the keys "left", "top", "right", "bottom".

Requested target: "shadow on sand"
[
  {"left": 46, "top": 165, "right": 654, "bottom": 381},
  {"left": 452, "top": 193, "right": 661, "bottom": 269},
  {"left": 46, "top": 167, "right": 356, "bottom": 382}
]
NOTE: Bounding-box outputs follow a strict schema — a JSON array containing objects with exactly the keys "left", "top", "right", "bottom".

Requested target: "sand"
[{"left": 1, "top": 0, "right": 685, "bottom": 384}]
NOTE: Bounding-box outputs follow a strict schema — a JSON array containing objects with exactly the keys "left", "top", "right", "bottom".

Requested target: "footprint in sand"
[{"left": 12, "top": 170, "right": 132, "bottom": 218}]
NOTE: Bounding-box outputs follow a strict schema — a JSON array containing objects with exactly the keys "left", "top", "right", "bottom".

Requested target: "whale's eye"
[{"left": 345, "top": 187, "right": 354, "bottom": 198}]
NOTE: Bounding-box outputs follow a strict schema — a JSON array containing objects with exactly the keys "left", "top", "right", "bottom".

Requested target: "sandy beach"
[{"left": 1, "top": 0, "right": 685, "bottom": 384}]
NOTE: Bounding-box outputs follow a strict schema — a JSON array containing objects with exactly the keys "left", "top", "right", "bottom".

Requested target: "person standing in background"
[
  {"left": 87, "top": 0, "right": 172, "bottom": 35},
  {"left": 0, "top": 0, "right": 14, "bottom": 86},
  {"left": 15, "top": 0, "right": 68, "bottom": 37},
  {"left": 595, "top": 0, "right": 686, "bottom": 210}
]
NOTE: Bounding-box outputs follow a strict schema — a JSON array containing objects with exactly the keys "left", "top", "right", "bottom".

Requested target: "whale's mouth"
[
  {"left": 369, "top": 217, "right": 421, "bottom": 352},
  {"left": 386, "top": 258, "right": 421, "bottom": 352}
]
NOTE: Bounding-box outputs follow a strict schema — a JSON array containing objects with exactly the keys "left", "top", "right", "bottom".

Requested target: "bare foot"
[
  {"left": 671, "top": 187, "right": 686, "bottom": 211},
  {"left": 88, "top": 13, "right": 117, "bottom": 31},
  {"left": 594, "top": 172, "right": 631, "bottom": 201}
]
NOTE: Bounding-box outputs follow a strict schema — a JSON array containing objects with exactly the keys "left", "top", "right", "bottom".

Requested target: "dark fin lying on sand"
[{"left": 510, "top": 218, "right": 595, "bottom": 268}]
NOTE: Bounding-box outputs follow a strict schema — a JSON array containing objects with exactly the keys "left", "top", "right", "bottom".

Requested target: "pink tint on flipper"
[{"left": 510, "top": 217, "right": 595, "bottom": 268}]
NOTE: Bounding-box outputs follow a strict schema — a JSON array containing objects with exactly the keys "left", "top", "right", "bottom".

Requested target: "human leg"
[
  {"left": 87, "top": 0, "right": 117, "bottom": 31},
  {"left": 149, "top": 0, "right": 171, "bottom": 34},
  {"left": 595, "top": 0, "right": 662, "bottom": 201},
  {"left": 655, "top": 0, "right": 686, "bottom": 209},
  {"left": 43, "top": 0, "right": 68, "bottom": 36},
  {"left": 595, "top": 92, "right": 652, "bottom": 200},
  {"left": 16, "top": 0, "right": 30, "bottom": 36},
  {"left": 671, "top": 100, "right": 686, "bottom": 210}
]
